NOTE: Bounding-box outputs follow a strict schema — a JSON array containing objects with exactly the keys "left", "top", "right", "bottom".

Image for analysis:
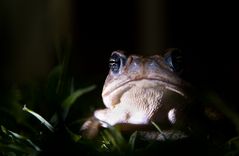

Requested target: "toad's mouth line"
[{"left": 102, "top": 78, "right": 186, "bottom": 97}]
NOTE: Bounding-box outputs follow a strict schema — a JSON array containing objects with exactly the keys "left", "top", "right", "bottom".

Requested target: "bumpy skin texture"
[{"left": 94, "top": 50, "right": 189, "bottom": 128}]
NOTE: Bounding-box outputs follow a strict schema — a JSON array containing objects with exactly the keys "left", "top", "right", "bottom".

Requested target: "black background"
[{"left": 0, "top": 0, "right": 238, "bottom": 109}]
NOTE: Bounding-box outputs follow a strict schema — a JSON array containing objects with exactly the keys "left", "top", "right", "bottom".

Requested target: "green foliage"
[
  {"left": 61, "top": 85, "right": 96, "bottom": 120},
  {"left": 1, "top": 125, "right": 40, "bottom": 154},
  {"left": 0, "top": 64, "right": 98, "bottom": 155},
  {"left": 225, "top": 136, "right": 239, "bottom": 155},
  {"left": 128, "top": 131, "right": 137, "bottom": 151},
  {"left": 22, "top": 105, "right": 54, "bottom": 132},
  {"left": 99, "top": 126, "right": 128, "bottom": 153},
  {"left": 0, "top": 75, "right": 239, "bottom": 156},
  {"left": 0, "top": 62, "right": 239, "bottom": 156}
]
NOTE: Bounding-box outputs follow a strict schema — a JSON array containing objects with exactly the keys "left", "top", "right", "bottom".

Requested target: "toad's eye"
[
  {"left": 164, "top": 48, "right": 183, "bottom": 73},
  {"left": 109, "top": 52, "right": 126, "bottom": 74}
]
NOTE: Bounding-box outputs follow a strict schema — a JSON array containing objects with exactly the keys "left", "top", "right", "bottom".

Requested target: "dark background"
[
  {"left": 0, "top": 0, "right": 238, "bottom": 155},
  {"left": 0, "top": 0, "right": 238, "bottom": 119}
]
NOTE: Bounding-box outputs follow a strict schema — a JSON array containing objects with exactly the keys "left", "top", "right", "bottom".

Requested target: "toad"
[{"left": 82, "top": 49, "right": 191, "bottom": 140}]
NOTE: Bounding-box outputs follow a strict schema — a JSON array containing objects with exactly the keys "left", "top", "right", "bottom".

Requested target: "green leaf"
[
  {"left": 151, "top": 121, "right": 167, "bottom": 140},
  {"left": 0, "top": 143, "right": 32, "bottom": 154},
  {"left": 1, "top": 125, "right": 41, "bottom": 152},
  {"left": 227, "top": 136, "right": 239, "bottom": 149},
  {"left": 203, "top": 91, "right": 239, "bottom": 133},
  {"left": 151, "top": 121, "right": 163, "bottom": 133},
  {"left": 22, "top": 105, "right": 54, "bottom": 132},
  {"left": 61, "top": 85, "right": 96, "bottom": 119},
  {"left": 65, "top": 126, "right": 82, "bottom": 143},
  {"left": 100, "top": 125, "right": 128, "bottom": 153},
  {"left": 128, "top": 131, "right": 137, "bottom": 151}
]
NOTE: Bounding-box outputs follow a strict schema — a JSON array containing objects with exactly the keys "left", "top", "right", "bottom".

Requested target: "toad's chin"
[{"left": 102, "top": 79, "right": 186, "bottom": 109}]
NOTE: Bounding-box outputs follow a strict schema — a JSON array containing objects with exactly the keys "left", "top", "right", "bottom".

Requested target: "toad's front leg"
[{"left": 94, "top": 105, "right": 149, "bottom": 127}]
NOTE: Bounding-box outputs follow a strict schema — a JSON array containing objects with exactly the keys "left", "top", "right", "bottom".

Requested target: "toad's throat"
[{"left": 103, "top": 78, "right": 185, "bottom": 98}]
